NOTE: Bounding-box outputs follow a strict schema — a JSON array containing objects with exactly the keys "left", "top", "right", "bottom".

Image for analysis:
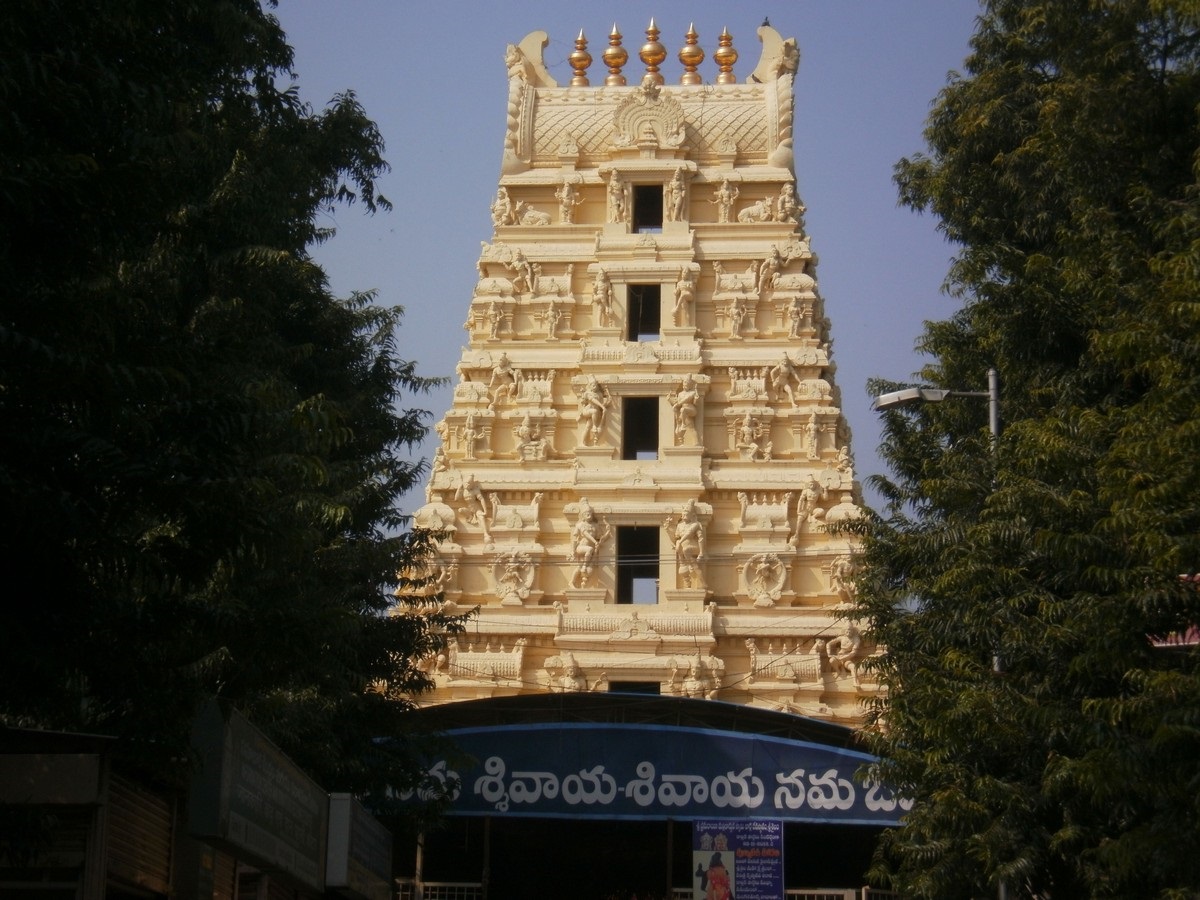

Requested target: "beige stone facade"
[{"left": 407, "top": 22, "right": 870, "bottom": 724}]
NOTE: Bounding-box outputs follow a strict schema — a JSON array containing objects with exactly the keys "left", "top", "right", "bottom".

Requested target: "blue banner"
[{"left": 397, "top": 722, "right": 910, "bottom": 825}]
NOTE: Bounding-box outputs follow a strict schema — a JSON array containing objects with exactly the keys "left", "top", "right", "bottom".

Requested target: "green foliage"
[
  {"left": 0, "top": 0, "right": 464, "bottom": 793},
  {"left": 857, "top": 1, "right": 1200, "bottom": 896}
]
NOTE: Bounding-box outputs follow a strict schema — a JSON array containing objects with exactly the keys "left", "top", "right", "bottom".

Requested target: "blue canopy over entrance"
[{"left": 399, "top": 694, "right": 909, "bottom": 826}]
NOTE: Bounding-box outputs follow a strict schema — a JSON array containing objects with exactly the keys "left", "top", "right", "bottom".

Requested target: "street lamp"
[
  {"left": 872, "top": 367, "right": 1000, "bottom": 449},
  {"left": 873, "top": 367, "right": 1010, "bottom": 900}
]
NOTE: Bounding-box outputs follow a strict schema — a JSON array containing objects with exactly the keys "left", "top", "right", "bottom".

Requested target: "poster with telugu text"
[{"left": 692, "top": 819, "right": 783, "bottom": 900}]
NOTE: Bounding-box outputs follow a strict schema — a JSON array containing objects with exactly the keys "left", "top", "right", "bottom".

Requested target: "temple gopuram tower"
[{"left": 410, "top": 21, "right": 869, "bottom": 723}]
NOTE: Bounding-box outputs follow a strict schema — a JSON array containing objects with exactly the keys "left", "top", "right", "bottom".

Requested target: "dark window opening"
[
  {"left": 621, "top": 396, "right": 658, "bottom": 460},
  {"left": 607, "top": 680, "right": 661, "bottom": 695},
  {"left": 633, "top": 185, "right": 663, "bottom": 233},
  {"left": 617, "top": 526, "right": 659, "bottom": 604},
  {"left": 626, "top": 284, "right": 661, "bottom": 341}
]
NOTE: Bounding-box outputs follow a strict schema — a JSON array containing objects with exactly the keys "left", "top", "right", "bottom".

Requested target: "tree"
[
  {"left": 854, "top": 1, "right": 1200, "bottom": 896},
  {"left": 0, "top": 0, "right": 462, "bottom": 793}
]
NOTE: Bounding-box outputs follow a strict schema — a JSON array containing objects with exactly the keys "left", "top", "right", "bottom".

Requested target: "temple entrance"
[
  {"left": 414, "top": 816, "right": 883, "bottom": 899},
  {"left": 491, "top": 819, "right": 684, "bottom": 900}
]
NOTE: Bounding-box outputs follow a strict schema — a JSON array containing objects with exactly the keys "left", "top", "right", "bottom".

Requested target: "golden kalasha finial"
[
  {"left": 569, "top": 29, "right": 592, "bottom": 86},
  {"left": 639, "top": 18, "right": 666, "bottom": 85},
  {"left": 678, "top": 22, "right": 704, "bottom": 85},
  {"left": 602, "top": 23, "right": 628, "bottom": 86},
  {"left": 714, "top": 26, "right": 738, "bottom": 84}
]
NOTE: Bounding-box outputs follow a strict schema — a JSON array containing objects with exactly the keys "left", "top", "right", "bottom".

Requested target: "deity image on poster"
[
  {"left": 693, "top": 847, "right": 734, "bottom": 900},
  {"left": 692, "top": 820, "right": 783, "bottom": 900}
]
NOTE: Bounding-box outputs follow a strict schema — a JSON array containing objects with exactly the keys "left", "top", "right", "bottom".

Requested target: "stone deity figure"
[
  {"left": 806, "top": 411, "right": 820, "bottom": 459},
  {"left": 513, "top": 414, "right": 549, "bottom": 459},
  {"left": 455, "top": 472, "right": 491, "bottom": 541},
  {"left": 509, "top": 248, "right": 535, "bottom": 295},
  {"left": 776, "top": 182, "right": 803, "bottom": 225},
  {"left": 769, "top": 353, "right": 801, "bottom": 406},
  {"left": 673, "top": 267, "right": 695, "bottom": 327},
  {"left": 425, "top": 445, "right": 449, "bottom": 501},
  {"left": 495, "top": 551, "right": 533, "bottom": 605},
  {"left": 592, "top": 269, "right": 614, "bottom": 327},
  {"left": 488, "top": 351, "right": 520, "bottom": 409},
  {"left": 825, "top": 623, "right": 864, "bottom": 685},
  {"left": 756, "top": 245, "right": 782, "bottom": 295},
  {"left": 669, "top": 375, "right": 700, "bottom": 444},
  {"left": 746, "top": 553, "right": 783, "bottom": 606},
  {"left": 556, "top": 178, "right": 582, "bottom": 224},
  {"left": 568, "top": 498, "right": 612, "bottom": 588},
  {"left": 606, "top": 172, "right": 626, "bottom": 224},
  {"left": 744, "top": 638, "right": 759, "bottom": 683},
  {"left": 790, "top": 477, "right": 825, "bottom": 543},
  {"left": 490, "top": 187, "right": 516, "bottom": 226},
  {"left": 728, "top": 297, "right": 748, "bottom": 340},
  {"left": 665, "top": 500, "right": 706, "bottom": 590},
  {"left": 459, "top": 411, "right": 482, "bottom": 461},
  {"left": 665, "top": 167, "right": 686, "bottom": 222},
  {"left": 836, "top": 445, "right": 854, "bottom": 478},
  {"left": 787, "top": 296, "right": 808, "bottom": 338},
  {"left": 735, "top": 412, "right": 770, "bottom": 460},
  {"left": 829, "top": 555, "right": 857, "bottom": 602},
  {"left": 710, "top": 178, "right": 739, "bottom": 223},
  {"left": 542, "top": 296, "right": 563, "bottom": 340},
  {"left": 577, "top": 376, "right": 611, "bottom": 445},
  {"left": 486, "top": 299, "right": 503, "bottom": 339}
]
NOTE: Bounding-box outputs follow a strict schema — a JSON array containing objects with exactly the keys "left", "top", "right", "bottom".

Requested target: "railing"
[
  {"left": 399, "top": 882, "right": 897, "bottom": 900},
  {"left": 395, "top": 880, "right": 482, "bottom": 900}
]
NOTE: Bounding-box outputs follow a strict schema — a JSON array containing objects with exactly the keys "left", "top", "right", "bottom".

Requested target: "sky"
[{"left": 271, "top": 1, "right": 983, "bottom": 512}]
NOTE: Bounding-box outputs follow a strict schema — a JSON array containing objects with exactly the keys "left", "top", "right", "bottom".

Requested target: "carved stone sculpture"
[
  {"left": 669, "top": 375, "right": 699, "bottom": 445},
  {"left": 576, "top": 376, "right": 611, "bottom": 445},
  {"left": 540, "top": 296, "right": 564, "bottom": 340},
  {"left": 490, "top": 187, "right": 516, "bottom": 226},
  {"left": 728, "top": 296, "right": 748, "bottom": 340},
  {"left": 787, "top": 296, "right": 811, "bottom": 338},
  {"left": 737, "top": 197, "right": 773, "bottom": 223},
  {"left": 606, "top": 171, "right": 626, "bottom": 223},
  {"left": 556, "top": 177, "right": 582, "bottom": 224},
  {"left": 711, "top": 178, "right": 739, "bottom": 223},
  {"left": 488, "top": 351, "right": 521, "bottom": 410},
  {"left": 835, "top": 445, "right": 854, "bottom": 479},
  {"left": 757, "top": 245, "right": 783, "bottom": 295},
  {"left": 744, "top": 553, "right": 786, "bottom": 607},
  {"left": 789, "top": 477, "right": 825, "bottom": 543},
  {"left": 673, "top": 267, "right": 695, "bottom": 326},
  {"left": 516, "top": 201, "right": 551, "bottom": 226},
  {"left": 592, "top": 269, "right": 614, "bottom": 327},
  {"left": 493, "top": 549, "right": 535, "bottom": 605},
  {"left": 806, "top": 412, "right": 821, "bottom": 460},
  {"left": 664, "top": 500, "right": 706, "bottom": 590},
  {"left": 458, "top": 411, "right": 484, "bottom": 461},
  {"left": 769, "top": 352, "right": 802, "bottom": 406},
  {"left": 776, "top": 182, "right": 804, "bottom": 225},
  {"left": 509, "top": 248, "right": 536, "bottom": 294},
  {"left": 829, "top": 555, "right": 857, "bottom": 602},
  {"left": 734, "top": 412, "right": 770, "bottom": 460},
  {"left": 664, "top": 166, "right": 687, "bottom": 222},
  {"left": 455, "top": 472, "right": 491, "bottom": 541},
  {"left": 513, "top": 414, "right": 550, "bottom": 460},
  {"left": 568, "top": 497, "right": 611, "bottom": 588},
  {"left": 824, "top": 623, "right": 864, "bottom": 685}
]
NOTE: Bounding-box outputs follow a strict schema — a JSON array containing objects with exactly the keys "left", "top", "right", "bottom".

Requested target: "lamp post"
[
  {"left": 872, "top": 367, "right": 1006, "bottom": 900},
  {"left": 872, "top": 367, "right": 1000, "bottom": 448}
]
